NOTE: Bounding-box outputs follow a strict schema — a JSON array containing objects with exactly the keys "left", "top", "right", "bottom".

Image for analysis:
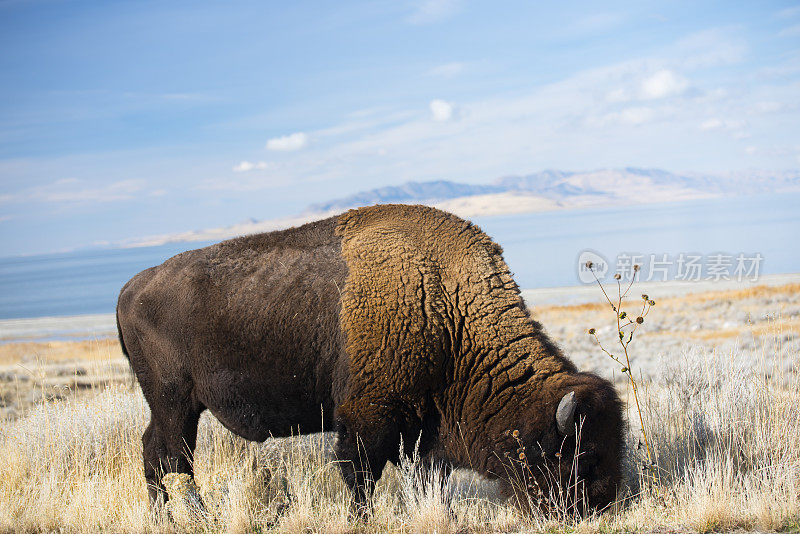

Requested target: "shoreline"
[{"left": 1, "top": 273, "right": 798, "bottom": 344}]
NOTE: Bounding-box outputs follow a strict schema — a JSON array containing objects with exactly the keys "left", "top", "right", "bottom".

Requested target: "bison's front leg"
[{"left": 334, "top": 398, "right": 401, "bottom": 513}]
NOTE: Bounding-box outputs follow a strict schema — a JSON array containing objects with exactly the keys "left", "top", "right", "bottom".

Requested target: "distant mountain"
[
  {"left": 121, "top": 168, "right": 800, "bottom": 248},
  {"left": 305, "top": 168, "right": 800, "bottom": 215},
  {"left": 305, "top": 180, "right": 503, "bottom": 213}
]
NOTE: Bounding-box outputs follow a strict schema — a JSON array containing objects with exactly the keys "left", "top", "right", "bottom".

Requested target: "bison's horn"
[{"left": 556, "top": 391, "right": 577, "bottom": 435}]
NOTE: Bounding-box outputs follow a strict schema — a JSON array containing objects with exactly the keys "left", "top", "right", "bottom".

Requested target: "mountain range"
[
  {"left": 122, "top": 168, "right": 800, "bottom": 247},
  {"left": 307, "top": 168, "right": 800, "bottom": 214}
]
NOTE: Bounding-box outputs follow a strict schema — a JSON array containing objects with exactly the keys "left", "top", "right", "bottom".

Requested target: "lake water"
[{"left": 1, "top": 193, "right": 798, "bottom": 320}]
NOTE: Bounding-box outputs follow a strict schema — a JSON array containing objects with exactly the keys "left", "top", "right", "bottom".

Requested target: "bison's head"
[{"left": 497, "top": 373, "right": 624, "bottom": 516}]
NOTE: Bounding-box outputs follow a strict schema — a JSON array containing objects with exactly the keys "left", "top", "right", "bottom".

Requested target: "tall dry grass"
[
  {"left": 0, "top": 341, "right": 798, "bottom": 533},
  {"left": 631, "top": 344, "right": 800, "bottom": 532}
]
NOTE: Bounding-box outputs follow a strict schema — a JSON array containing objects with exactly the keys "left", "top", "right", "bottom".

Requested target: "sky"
[{"left": 0, "top": 0, "right": 799, "bottom": 256}]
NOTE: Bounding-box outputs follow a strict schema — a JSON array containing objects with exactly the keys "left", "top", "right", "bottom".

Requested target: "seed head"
[
  {"left": 648, "top": 299, "right": 656, "bottom": 306},
  {"left": 614, "top": 273, "right": 621, "bottom": 280},
  {"left": 636, "top": 316, "right": 644, "bottom": 324},
  {"left": 588, "top": 328, "right": 596, "bottom": 335},
  {"left": 518, "top": 452, "right": 526, "bottom": 460},
  {"left": 512, "top": 429, "right": 520, "bottom": 439},
  {"left": 619, "top": 311, "right": 627, "bottom": 319},
  {"left": 585, "top": 261, "right": 594, "bottom": 269},
  {"left": 642, "top": 294, "right": 649, "bottom": 300},
  {"left": 633, "top": 264, "right": 640, "bottom": 272}
]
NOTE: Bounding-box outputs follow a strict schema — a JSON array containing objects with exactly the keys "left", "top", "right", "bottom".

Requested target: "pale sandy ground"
[
  {"left": 529, "top": 276, "right": 800, "bottom": 386},
  {"left": 0, "top": 274, "right": 797, "bottom": 420}
]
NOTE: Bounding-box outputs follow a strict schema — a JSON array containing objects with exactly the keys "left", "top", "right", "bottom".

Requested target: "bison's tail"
[
  {"left": 116, "top": 310, "right": 130, "bottom": 362},
  {"left": 116, "top": 309, "right": 139, "bottom": 390}
]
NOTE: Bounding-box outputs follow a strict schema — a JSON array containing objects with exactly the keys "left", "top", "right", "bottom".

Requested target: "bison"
[{"left": 116, "top": 204, "right": 624, "bottom": 513}]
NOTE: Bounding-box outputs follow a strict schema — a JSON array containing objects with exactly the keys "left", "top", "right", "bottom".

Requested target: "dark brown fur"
[{"left": 117, "top": 204, "right": 623, "bottom": 512}]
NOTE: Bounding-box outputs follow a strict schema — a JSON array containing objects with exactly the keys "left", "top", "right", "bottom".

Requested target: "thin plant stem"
[{"left": 587, "top": 264, "right": 654, "bottom": 467}]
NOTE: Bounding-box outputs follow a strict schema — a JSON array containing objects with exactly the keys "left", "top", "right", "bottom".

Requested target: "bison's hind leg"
[{"left": 142, "top": 393, "right": 205, "bottom": 505}]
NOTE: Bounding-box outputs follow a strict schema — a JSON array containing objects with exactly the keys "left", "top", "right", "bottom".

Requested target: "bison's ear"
[{"left": 556, "top": 391, "right": 577, "bottom": 435}]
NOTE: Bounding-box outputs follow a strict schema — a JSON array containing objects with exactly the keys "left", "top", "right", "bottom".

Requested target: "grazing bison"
[{"left": 117, "top": 204, "right": 623, "bottom": 512}]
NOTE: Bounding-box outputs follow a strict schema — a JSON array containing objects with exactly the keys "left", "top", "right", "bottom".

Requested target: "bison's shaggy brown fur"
[{"left": 117, "top": 204, "right": 623, "bottom": 513}]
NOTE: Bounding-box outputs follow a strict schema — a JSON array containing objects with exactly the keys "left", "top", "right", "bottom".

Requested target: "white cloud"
[
  {"left": 265, "top": 132, "right": 308, "bottom": 151},
  {"left": 198, "top": 173, "right": 289, "bottom": 192},
  {"left": 640, "top": 69, "right": 688, "bottom": 99},
  {"left": 605, "top": 106, "right": 655, "bottom": 125},
  {"left": 408, "top": 0, "right": 460, "bottom": 24},
  {"left": 280, "top": 53, "right": 789, "bottom": 178},
  {"left": 8, "top": 179, "right": 147, "bottom": 204},
  {"left": 233, "top": 161, "right": 270, "bottom": 172},
  {"left": 0, "top": 178, "right": 151, "bottom": 205},
  {"left": 674, "top": 28, "right": 747, "bottom": 68},
  {"left": 428, "top": 62, "right": 465, "bottom": 78},
  {"left": 605, "top": 87, "right": 630, "bottom": 103},
  {"left": 779, "top": 24, "right": 800, "bottom": 37},
  {"left": 429, "top": 99, "right": 455, "bottom": 121},
  {"left": 225, "top": 29, "right": 799, "bottom": 187},
  {"left": 743, "top": 145, "right": 800, "bottom": 160},
  {"left": 699, "top": 118, "right": 746, "bottom": 131},
  {"left": 777, "top": 6, "right": 800, "bottom": 19},
  {"left": 752, "top": 101, "right": 786, "bottom": 114},
  {"left": 233, "top": 161, "right": 255, "bottom": 172},
  {"left": 700, "top": 118, "right": 722, "bottom": 130},
  {"left": 605, "top": 67, "right": 689, "bottom": 103}
]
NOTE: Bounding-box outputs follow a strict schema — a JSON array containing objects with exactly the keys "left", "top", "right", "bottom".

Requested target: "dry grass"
[
  {"left": 536, "top": 283, "right": 800, "bottom": 315},
  {"left": 0, "top": 337, "right": 124, "bottom": 365},
  {"left": 0, "top": 337, "right": 129, "bottom": 421}
]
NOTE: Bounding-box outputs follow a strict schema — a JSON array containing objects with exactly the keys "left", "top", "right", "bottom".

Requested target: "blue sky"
[{"left": 1, "top": 0, "right": 799, "bottom": 256}]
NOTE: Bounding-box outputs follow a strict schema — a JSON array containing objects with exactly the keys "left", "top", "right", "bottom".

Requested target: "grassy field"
[{"left": 0, "top": 283, "right": 798, "bottom": 532}]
